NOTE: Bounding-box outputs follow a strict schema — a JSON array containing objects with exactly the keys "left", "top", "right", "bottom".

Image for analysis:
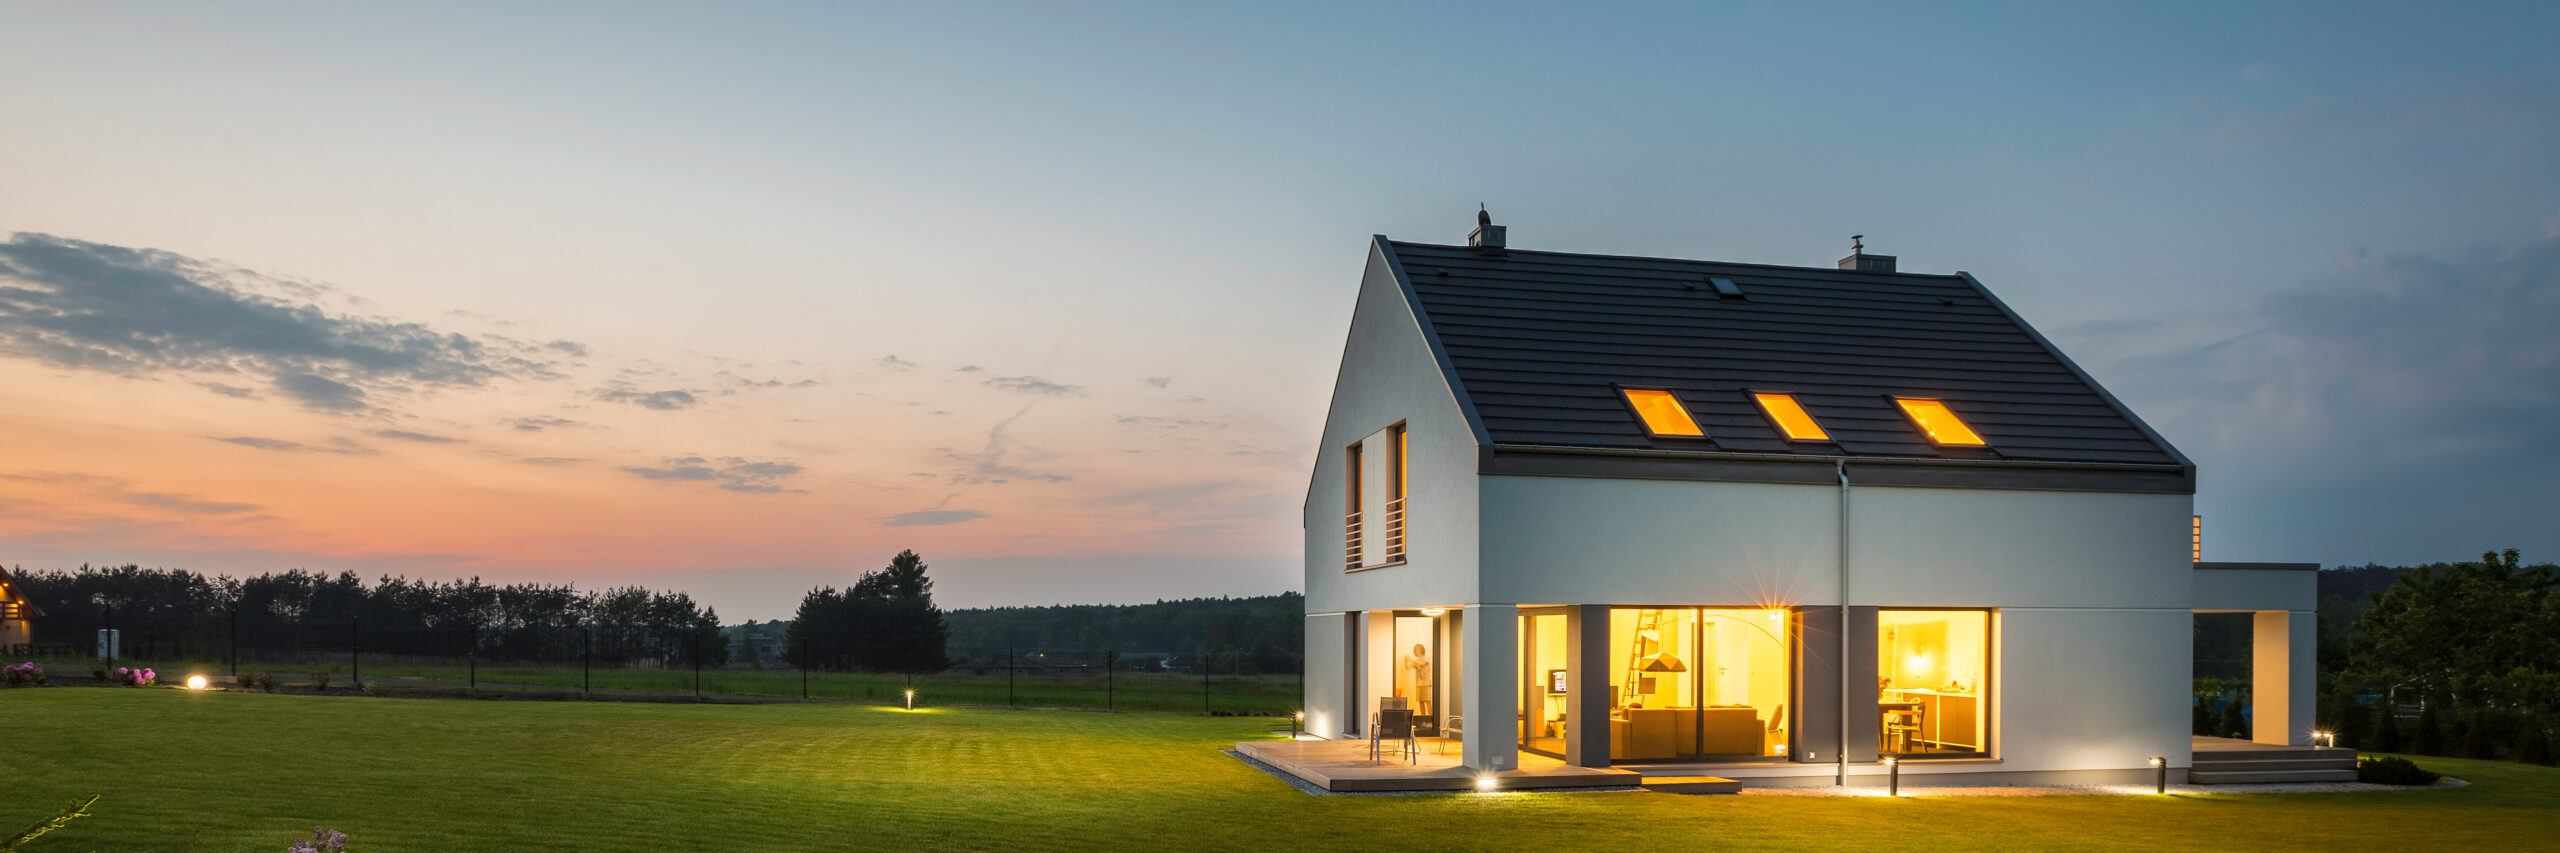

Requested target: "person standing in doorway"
[{"left": 1402, "top": 643, "right": 1433, "bottom": 716}]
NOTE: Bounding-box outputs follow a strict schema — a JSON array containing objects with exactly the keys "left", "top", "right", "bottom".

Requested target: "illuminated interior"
[
  {"left": 1892, "top": 397, "right": 1986, "bottom": 446},
  {"left": 1518, "top": 611, "right": 1571, "bottom": 757},
  {"left": 1606, "top": 608, "right": 1792, "bottom": 761},
  {"left": 1621, "top": 389, "right": 1705, "bottom": 437},
  {"left": 1877, "top": 609, "right": 1991, "bottom": 757},
  {"left": 1392, "top": 612, "right": 1441, "bottom": 736},
  {"left": 1751, "top": 392, "right": 1830, "bottom": 441}
]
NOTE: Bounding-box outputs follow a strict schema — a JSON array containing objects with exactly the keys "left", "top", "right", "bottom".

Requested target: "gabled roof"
[
  {"left": 1378, "top": 237, "right": 2191, "bottom": 487},
  {"left": 0, "top": 566, "right": 44, "bottom": 620}
]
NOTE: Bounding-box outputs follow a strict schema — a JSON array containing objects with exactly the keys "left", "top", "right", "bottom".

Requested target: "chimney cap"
[
  {"left": 1468, "top": 206, "right": 1506, "bottom": 250},
  {"left": 1839, "top": 234, "right": 1895, "bottom": 272}
]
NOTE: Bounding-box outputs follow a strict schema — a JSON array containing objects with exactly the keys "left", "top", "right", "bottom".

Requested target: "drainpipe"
[{"left": 1836, "top": 460, "right": 1850, "bottom": 787}]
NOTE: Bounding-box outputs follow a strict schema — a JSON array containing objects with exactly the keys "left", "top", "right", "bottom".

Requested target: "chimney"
[
  {"left": 1468, "top": 205, "right": 1506, "bottom": 249},
  {"left": 1838, "top": 234, "right": 1895, "bottom": 272}
]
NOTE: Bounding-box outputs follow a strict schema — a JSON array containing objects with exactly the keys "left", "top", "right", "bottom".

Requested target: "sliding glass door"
[{"left": 1604, "top": 607, "right": 1793, "bottom": 763}]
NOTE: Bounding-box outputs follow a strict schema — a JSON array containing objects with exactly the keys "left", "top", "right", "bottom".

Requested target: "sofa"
[{"left": 1608, "top": 706, "right": 1767, "bottom": 760}]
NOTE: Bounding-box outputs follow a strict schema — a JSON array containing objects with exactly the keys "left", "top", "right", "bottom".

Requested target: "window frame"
[
  {"left": 1874, "top": 606, "right": 1998, "bottom": 761},
  {"left": 1614, "top": 385, "right": 1712, "bottom": 441}
]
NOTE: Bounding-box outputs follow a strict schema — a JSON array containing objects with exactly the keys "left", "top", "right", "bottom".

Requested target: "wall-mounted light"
[{"left": 1420, "top": 608, "right": 1446, "bottom": 617}]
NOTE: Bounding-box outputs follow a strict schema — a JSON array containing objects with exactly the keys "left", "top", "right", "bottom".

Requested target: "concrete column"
[
  {"left": 2252, "top": 610, "right": 2315, "bottom": 745},
  {"left": 1462, "top": 603, "right": 1519, "bottom": 772},
  {"left": 1791, "top": 605, "right": 1879, "bottom": 766},
  {"left": 1565, "top": 605, "right": 1613, "bottom": 767}
]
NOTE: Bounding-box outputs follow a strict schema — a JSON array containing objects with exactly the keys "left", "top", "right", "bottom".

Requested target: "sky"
[{"left": 3, "top": 3, "right": 2557, "bottom": 619}]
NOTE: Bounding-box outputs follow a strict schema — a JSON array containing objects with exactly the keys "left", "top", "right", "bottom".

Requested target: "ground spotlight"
[{"left": 185, "top": 674, "right": 209, "bottom": 691}]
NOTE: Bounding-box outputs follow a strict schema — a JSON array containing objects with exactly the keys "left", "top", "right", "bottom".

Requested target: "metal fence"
[{"left": 13, "top": 611, "right": 1302, "bottom": 716}]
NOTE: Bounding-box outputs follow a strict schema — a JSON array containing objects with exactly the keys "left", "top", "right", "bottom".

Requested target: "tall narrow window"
[
  {"left": 1751, "top": 392, "right": 1830, "bottom": 441},
  {"left": 1622, "top": 388, "right": 1706, "bottom": 437},
  {"left": 1385, "top": 424, "right": 1408, "bottom": 562},
  {"left": 1892, "top": 397, "right": 1986, "bottom": 446},
  {"left": 1343, "top": 442, "right": 1363, "bottom": 569},
  {"left": 2192, "top": 515, "right": 2203, "bottom": 562}
]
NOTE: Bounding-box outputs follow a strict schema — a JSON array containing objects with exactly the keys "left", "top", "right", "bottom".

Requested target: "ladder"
[{"left": 1618, "top": 608, "right": 1665, "bottom": 708}]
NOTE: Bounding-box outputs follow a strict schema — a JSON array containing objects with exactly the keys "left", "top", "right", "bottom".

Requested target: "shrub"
[
  {"left": 2376, "top": 705, "right": 2404, "bottom": 752},
  {"left": 110, "top": 666, "right": 156, "bottom": 688},
  {"left": 2357, "top": 755, "right": 2441, "bottom": 786},
  {"left": 285, "top": 825, "right": 349, "bottom": 853},
  {"left": 2219, "top": 690, "right": 2249, "bottom": 739},
  {"left": 2518, "top": 714, "right": 2552, "bottom": 766},
  {"left": 248, "top": 672, "right": 277, "bottom": 693},
  {"left": 1, "top": 662, "right": 43, "bottom": 687},
  {"left": 310, "top": 672, "right": 333, "bottom": 692}
]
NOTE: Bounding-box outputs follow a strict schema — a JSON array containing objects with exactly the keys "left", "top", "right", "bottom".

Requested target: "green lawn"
[{"left": 6, "top": 689, "right": 2556, "bottom": 852}]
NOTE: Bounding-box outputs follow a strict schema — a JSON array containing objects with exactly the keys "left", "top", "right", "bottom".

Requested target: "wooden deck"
[{"left": 1235, "top": 737, "right": 1641, "bottom": 792}]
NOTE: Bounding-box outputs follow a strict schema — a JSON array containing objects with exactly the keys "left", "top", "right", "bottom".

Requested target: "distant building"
[{"left": 0, "top": 567, "right": 41, "bottom": 653}]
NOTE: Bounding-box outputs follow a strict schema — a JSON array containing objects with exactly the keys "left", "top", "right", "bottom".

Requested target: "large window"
[
  {"left": 1877, "top": 609, "right": 1991, "bottom": 757},
  {"left": 1604, "top": 607, "right": 1792, "bottom": 762},
  {"left": 1518, "top": 610, "right": 1571, "bottom": 758}
]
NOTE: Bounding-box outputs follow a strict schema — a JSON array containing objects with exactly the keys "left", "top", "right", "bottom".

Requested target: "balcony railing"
[
  {"left": 1383, "top": 497, "right": 1406, "bottom": 562},
  {"left": 1344, "top": 511, "right": 1364, "bottom": 570}
]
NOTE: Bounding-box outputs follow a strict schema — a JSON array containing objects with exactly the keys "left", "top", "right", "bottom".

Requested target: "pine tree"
[
  {"left": 2412, "top": 701, "right": 2447, "bottom": 756},
  {"left": 2220, "top": 687, "right": 2249, "bottom": 739},
  {"left": 2516, "top": 713, "right": 2552, "bottom": 766},
  {"left": 2459, "top": 709, "right": 2498, "bottom": 760},
  {"left": 2376, "top": 702, "right": 2404, "bottom": 753}
]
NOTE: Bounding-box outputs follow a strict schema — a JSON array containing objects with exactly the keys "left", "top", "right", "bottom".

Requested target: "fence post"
[
  {"left": 467, "top": 623, "right": 477, "bottom": 693},
  {"left": 582, "top": 625, "right": 592, "bottom": 699},
  {"left": 228, "top": 604, "right": 238, "bottom": 679},
  {"left": 1204, "top": 649, "right": 1213, "bottom": 716},
  {"left": 350, "top": 615, "right": 361, "bottom": 688},
  {"left": 1008, "top": 647, "right": 1015, "bottom": 708},
  {"left": 799, "top": 635, "right": 809, "bottom": 700},
  {"left": 1106, "top": 650, "right": 1115, "bottom": 712},
  {"left": 693, "top": 627, "right": 703, "bottom": 702}
]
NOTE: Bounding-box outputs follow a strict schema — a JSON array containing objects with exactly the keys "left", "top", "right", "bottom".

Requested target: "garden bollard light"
[
  {"left": 1293, "top": 710, "right": 1304, "bottom": 739},
  {"left": 2150, "top": 756, "right": 2166, "bottom": 794},
  {"left": 905, "top": 688, "right": 915, "bottom": 710},
  {"left": 1884, "top": 756, "right": 1898, "bottom": 797}
]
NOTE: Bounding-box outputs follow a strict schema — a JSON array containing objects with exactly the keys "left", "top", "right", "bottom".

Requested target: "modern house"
[{"left": 1295, "top": 214, "right": 2320, "bottom": 787}]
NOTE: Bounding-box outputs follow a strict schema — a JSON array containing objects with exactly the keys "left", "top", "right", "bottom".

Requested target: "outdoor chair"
[{"left": 1370, "top": 699, "right": 1417, "bottom": 765}]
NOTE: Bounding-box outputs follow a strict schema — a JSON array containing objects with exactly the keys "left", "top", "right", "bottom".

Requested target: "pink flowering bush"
[
  {"left": 111, "top": 665, "right": 156, "bottom": 687},
  {"left": 3, "top": 661, "right": 43, "bottom": 686},
  {"left": 286, "top": 825, "right": 349, "bottom": 852}
]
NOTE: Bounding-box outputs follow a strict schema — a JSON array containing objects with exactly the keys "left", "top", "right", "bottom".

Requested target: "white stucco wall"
[
  {"left": 2194, "top": 566, "right": 2318, "bottom": 612},
  {"left": 1477, "top": 471, "right": 2198, "bottom": 776},
  {"left": 1300, "top": 241, "right": 1481, "bottom": 615}
]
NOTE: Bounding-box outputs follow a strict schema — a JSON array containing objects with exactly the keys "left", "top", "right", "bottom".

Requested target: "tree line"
[
  {"left": 941, "top": 592, "right": 1303, "bottom": 669},
  {"left": 8, "top": 564, "right": 727, "bottom": 666},
  {"left": 782, "top": 549, "right": 950, "bottom": 674},
  {"left": 2201, "top": 549, "right": 2559, "bottom": 766}
]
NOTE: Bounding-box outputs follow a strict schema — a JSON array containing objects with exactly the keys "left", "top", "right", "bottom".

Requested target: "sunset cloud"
[
  {"left": 883, "top": 508, "right": 988, "bottom": 527},
  {"left": 983, "top": 375, "right": 1080, "bottom": 396},
  {"left": 0, "top": 233, "right": 568, "bottom": 413},
  {"left": 595, "top": 383, "right": 698, "bottom": 410},
  {"left": 620, "top": 455, "right": 805, "bottom": 493}
]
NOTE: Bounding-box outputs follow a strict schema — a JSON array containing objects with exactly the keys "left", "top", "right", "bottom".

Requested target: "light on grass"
[
  {"left": 905, "top": 689, "right": 915, "bottom": 710},
  {"left": 185, "top": 674, "right": 209, "bottom": 691}
]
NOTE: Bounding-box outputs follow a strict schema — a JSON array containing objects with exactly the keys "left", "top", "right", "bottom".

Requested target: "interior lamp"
[{"left": 1637, "top": 652, "right": 1688, "bottom": 673}]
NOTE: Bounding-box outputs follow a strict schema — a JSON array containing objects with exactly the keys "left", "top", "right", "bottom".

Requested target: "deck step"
[
  {"left": 2193, "top": 747, "right": 2352, "bottom": 763},
  {"left": 2187, "top": 768, "right": 2359, "bottom": 785},
  {"left": 2189, "top": 757, "right": 2358, "bottom": 773},
  {"left": 1641, "top": 775, "right": 1742, "bottom": 795}
]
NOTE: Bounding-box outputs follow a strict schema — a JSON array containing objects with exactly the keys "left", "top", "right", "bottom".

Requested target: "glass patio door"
[{"left": 1517, "top": 608, "right": 1570, "bottom": 759}]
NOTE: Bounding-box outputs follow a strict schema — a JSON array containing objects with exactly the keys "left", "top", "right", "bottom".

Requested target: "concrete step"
[
  {"left": 2187, "top": 768, "right": 2359, "bottom": 785},
  {"left": 1641, "top": 775, "right": 1743, "bottom": 795},
  {"left": 2193, "top": 747, "right": 2353, "bottom": 763},
  {"left": 2190, "top": 757, "right": 2358, "bottom": 773}
]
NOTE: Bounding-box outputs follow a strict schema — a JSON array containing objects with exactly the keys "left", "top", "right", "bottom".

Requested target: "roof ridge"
[{"left": 1386, "top": 239, "right": 1966, "bottom": 280}]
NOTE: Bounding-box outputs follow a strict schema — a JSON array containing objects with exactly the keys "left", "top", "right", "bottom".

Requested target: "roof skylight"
[
  {"left": 1751, "top": 393, "right": 1830, "bottom": 441},
  {"left": 1622, "top": 388, "right": 1705, "bottom": 437},
  {"left": 1893, "top": 397, "right": 1987, "bottom": 446}
]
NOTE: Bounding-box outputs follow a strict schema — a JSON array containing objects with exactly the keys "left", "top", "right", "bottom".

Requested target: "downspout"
[{"left": 1836, "top": 460, "right": 1850, "bottom": 787}]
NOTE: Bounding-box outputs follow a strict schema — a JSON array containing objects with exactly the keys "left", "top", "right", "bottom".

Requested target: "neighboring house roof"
[
  {"left": 0, "top": 566, "right": 44, "bottom": 620},
  {"left": 1379, "top": 237, "right": 2191, "bottom": 488}
]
